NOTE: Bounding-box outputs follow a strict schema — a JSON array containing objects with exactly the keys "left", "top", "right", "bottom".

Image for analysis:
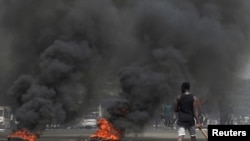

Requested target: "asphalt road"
[{"left": 0, "top": 128, "right": 208, "bottom": 141}]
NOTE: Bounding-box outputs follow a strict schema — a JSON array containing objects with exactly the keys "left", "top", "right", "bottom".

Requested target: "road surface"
[{"left": 0, "top": 128, "right": 208, "bottom": 141}]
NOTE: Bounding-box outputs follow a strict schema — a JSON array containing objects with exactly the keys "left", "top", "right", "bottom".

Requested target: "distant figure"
[
  {"left": 174, "top": 82, "right": 202, "bottom": 141},
  {"left": 197, "top": 98, "right": 208, "bottom": 126},
  {"left": 162, "top": 101, "right": 174, "bottom": 129}
]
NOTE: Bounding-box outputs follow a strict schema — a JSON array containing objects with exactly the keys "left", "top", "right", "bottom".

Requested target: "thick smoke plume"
[{"left": 0, "top": 0, "right": 250, "bottom": 132}]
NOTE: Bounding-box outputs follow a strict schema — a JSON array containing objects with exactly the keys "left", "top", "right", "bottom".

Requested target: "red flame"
[
  {"left": 89, "top": 118, "right": 123, "bottom": 141},
  {"left": 7, "top": 129, "right": 38, "bottom": 141}
]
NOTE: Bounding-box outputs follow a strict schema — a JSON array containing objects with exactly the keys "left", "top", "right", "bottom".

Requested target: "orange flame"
[
  {"left": 7, "top": 129, "right": 38, "bottom": 141},
  {"left": 90, "top": 118, "right": 123, "bottom": 141}
]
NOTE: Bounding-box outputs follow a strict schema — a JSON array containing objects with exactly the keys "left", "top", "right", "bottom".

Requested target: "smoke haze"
[{"left": 0, "top": 0, "right": 250, "bottom": 132}]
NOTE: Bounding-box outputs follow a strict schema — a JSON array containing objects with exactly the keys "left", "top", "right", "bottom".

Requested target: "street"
[{"left": 0, "top": 128, "right": 208, "bottom": 141}]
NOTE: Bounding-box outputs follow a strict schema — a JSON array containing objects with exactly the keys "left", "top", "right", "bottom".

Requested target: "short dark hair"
[{"left": 181, "top": 82, "right": 190, "bottom": 90}]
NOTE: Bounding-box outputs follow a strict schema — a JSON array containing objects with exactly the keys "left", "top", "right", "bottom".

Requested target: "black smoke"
[
  {"left": 7, "top": 40, "right": 93, "bottom": 131},
  {"left": 0, "top": 0, "right": 249, "bottom": 132}
]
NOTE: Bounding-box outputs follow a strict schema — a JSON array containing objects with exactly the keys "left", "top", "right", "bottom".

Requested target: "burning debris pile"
[
  {"left": 87, "top": 118, "right": 124, "bottom": 141},
  {"left": 85, "top": 99, "right": 130, "bottom": 141},
  {"left": 7, "top": 129, "right": 39, "bottom": 141}
]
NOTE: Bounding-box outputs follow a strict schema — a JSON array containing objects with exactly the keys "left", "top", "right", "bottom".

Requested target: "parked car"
[{"left": 81, "top": 114, "right": 97, "bottom": 129}]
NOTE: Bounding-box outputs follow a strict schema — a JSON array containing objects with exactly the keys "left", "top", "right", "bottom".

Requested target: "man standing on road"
[{"left": 174, "top": 82, "right": 202, "bottom": 141}]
